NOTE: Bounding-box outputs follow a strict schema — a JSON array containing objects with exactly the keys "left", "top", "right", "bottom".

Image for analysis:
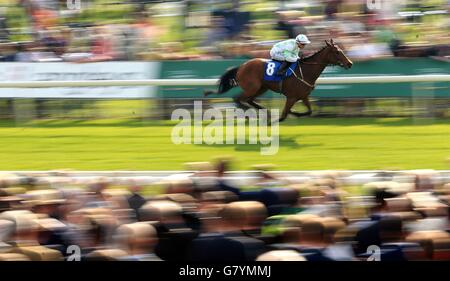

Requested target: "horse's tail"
[{"left": 204, "top": 66, "right": 239, "bottom": 97}]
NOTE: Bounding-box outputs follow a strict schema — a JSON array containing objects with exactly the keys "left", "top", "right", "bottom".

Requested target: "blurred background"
[{"left": 0, "top": 0, "right": 449, "bottom": 60}]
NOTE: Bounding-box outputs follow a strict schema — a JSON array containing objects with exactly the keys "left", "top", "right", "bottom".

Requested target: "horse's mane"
[{"left": 302, "top": 45, "right": 330, "bottom": 61}]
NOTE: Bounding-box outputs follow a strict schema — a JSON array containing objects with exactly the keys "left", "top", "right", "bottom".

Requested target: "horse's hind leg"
[
  {"left": 233, "top": 92, "right": 251, "bottom": 110},
  {"left": 247, "top": 88, "right": 268, "bottom": 110},
  {"left": 247, "top": 100, "right": 264, "bottom": 110},
  {"left": 233, "top": 83, "right": 263, "bottom": 110},
  {"left": 289, "top": 97, "right": 312, "bottom": 117}
]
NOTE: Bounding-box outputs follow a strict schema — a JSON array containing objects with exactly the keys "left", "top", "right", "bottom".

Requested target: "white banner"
[{"left": 0, "top": 62, "right": 160, "bottom": 98}]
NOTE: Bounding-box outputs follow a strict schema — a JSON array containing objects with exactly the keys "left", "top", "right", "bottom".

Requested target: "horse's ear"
[
  {"left": 330, "top": 38, "right": 334, "bottom": 45},
  {"left": 325, "top": 40, "right": 330, "bottom": 46}
]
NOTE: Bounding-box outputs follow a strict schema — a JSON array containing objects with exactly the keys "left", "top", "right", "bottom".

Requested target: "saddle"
[{"left": 263, "top": 60, "right": 298, "bottom": 82}]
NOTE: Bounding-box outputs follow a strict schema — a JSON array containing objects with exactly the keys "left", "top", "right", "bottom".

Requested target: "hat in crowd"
[
  {"left": 406, "top": 192, "right": 448, "bottom": 216},
  {"left": 155, "top": 193, "right": 198, "bottom": 212},
  {"left": 201, "top": 191, "right": 238, "bottom": 203},
  {"left": 406, "top": 230, "right": 450, "bottom": 259},
  {"left": 1, "top": 187, "right": 27, "bottom": 196},
  {"left": 155, "top": 193, "right": 196, "bottom": 204},
  {"left": 159, "top": 175, "right": 194, "bottom": 194},
  {"left": 102, "top": 189, "right": 132, "bottom": 198},
  {"left": 0, "top": 191, "right": 22, "bottom": 212},
  {"left": 384, "top": 197, "right": 413, "bottom": 212},
  {"left": 0, "top": 253, "right": 30, "bottom": 261},
  {"left": 36, "top": 218, "right": 67, "bottom": 232},
  {"left": 13, "top": 245, "right": 63, "bottom": 261},
  {"left": 85, "top": 249, "right": 128, "bottom": 261},
  {"left": 76, "top": 207, "right": 113, "bottom": 217},
  {"left": 364, "top": 181, "right": 413, "bottom": 194},
  {"left": 0, "top": 173, "right": 21, "bottom": 186},
  {"left": 386, "top": 211, "right": 422, "bottom": 222},
  {"left": 256, "top": 250, "right": 306, "bottom": 261},
  {"left": 0, "top": 219, "right": 14, "bottom": 251},
  {"left": 0, "top": 210, "right": 40, "bottom": 234},
  {"left": 24, "top": 189, "right": 66, "bottom": 206},
  {"left": 75, "top": 208, "right": 116, "bottom": 227}
]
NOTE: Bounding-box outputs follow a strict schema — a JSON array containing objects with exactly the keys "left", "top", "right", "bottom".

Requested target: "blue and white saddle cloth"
[{"left": 263, "top": 60, "right": 298, "bottom": 82}]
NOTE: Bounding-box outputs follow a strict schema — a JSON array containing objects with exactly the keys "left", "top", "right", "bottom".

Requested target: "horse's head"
[{"left": 325, "top": 39, "right": 353, "bottom": 69}]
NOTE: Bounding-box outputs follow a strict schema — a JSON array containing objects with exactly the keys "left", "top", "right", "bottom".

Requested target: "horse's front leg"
[{"left": 289, "top": 97, "right": 312, "bottom": 117}]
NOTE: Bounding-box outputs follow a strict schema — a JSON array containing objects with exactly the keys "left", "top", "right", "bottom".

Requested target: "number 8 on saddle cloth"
[{"left": 263, "top": 61, "right": 298, "bottom": 82}]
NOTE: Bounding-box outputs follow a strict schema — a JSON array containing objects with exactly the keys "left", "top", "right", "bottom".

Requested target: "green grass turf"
[{"left": 0, "top": 117, "right": 448, "bottom": 171}]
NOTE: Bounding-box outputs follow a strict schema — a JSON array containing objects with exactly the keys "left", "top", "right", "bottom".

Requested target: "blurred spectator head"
[
  {"left": 139, "top": 200, "right": 183, "bottom": 226},
  {"left": 219, "top": 201, "right": 267, "bottom": 232},
  {"left": 163, "top": 177, "right": 194, "bottom": 195},
  {"left": 115, "top": 222, "right": 158, "bottom": 255}
]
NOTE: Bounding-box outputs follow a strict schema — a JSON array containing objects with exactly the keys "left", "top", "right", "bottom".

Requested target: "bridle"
[
  {"left": 288, "top": 49, "right": 347, "bottom": 89},
  {"left": 301, "top": 45, "right": 347, "bottom": 67},
  {"left": 289, "top": 62, "right": 342, "bottom": 90},
  {"left": 302, "top": 61, "right": 346, "bottom": 67},
  {"left": 279, "top": 45, "right": 347, "bottom": 93}
]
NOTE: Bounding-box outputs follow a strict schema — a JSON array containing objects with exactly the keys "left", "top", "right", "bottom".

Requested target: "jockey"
[{"left": 269, "top": 34, "right": 311, "bottom": 76}]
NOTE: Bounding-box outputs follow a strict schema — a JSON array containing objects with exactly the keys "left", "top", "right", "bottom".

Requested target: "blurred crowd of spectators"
[
  {"left": 0, "top": 0, "right": 449, "bottom": 62},
  {"left": 0, "top": 160, "right": 450, "bottom": 261}
]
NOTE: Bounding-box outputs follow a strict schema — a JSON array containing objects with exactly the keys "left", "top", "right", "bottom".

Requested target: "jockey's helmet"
[{"left": 295, "top": 34, "right": 311, "bottom": 44}]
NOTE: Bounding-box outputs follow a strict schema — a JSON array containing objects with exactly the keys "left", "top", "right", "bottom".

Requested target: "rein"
[
  {"left": 288, "top": 63, "right": 316, "bottom": 89},
  {"left": 300, "top": 61, "right": 328, "bottom": 65},
  {"left": 289, "top": 54, "right": 343, "bottom": 89},
  {"left": 301, "top": 61, "right": 343, "bottom": 66},
  {"left": 279, "top": 45, "right": 343, "bottom": 92}
]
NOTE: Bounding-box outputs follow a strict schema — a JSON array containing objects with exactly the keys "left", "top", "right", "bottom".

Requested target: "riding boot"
[{"left": 276, "top": 61, "right": 290, "bottom": 76}]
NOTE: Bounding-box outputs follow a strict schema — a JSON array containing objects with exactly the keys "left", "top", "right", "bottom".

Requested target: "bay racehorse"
[{"left": 204, "top": 39, "right": 353, "bottom": 122}]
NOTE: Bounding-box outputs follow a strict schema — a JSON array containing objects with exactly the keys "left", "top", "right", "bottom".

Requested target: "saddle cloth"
[{"left": 263, "top": 60, "right": 298, "bottom": 82}]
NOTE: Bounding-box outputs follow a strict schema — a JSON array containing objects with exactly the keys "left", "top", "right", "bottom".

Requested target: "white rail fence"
[
  {"left": 2, "top": 170, "right": 449, "bottom": 186},
  {"left": 0, "top": 74, "right": 449, "bottom": 88}
]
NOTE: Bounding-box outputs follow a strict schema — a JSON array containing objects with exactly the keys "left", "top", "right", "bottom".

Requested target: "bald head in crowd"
[
  {"left": 218, "top": 201, "right": 267, "bottom": 232},
  {"left": 115, "top": 222, "right": 160, "bottom": 261},
  {"left": 139, "top": 200, "right": 184, "bottom": 226}
]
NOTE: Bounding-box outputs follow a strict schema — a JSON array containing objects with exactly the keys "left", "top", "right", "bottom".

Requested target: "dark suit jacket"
[
  {"left": 187, "top": 231, "right": 266, "bottom": 262},
  {"left": 155, "top": 226, "right": 198, "bottom": 261},
  {"left": 128, "top": 193, "right": 146, "bottom": 220}
]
